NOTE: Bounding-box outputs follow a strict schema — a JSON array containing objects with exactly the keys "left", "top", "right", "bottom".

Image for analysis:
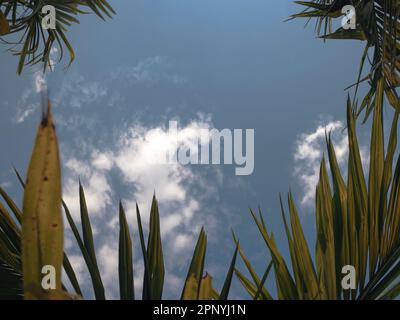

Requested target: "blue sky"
[{"left": 0, "top": 1, "right": 372, "bottom": 299}]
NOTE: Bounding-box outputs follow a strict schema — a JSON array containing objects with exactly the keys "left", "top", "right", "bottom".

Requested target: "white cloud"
[
  {"left": 111, "top": 56, "right": 187, "bottom": 85},
  {"left": 293, "top": 118, "right": 369, "bottom": 207},
  {"left": 113, "top": 119, "right": 212, "bottom": 227},
  {"left": 294, "top": 120, "right": 346, "bottom": 206},
  {"left": 52, "top": 74, "right": 107, "bottom": 111},
  {"left": 98, "top": 242, "right": 119, "bottom": 298},
  {"left": 92, "top": 151, "right": 114, "bottom": 170},
  {"left": 173, "top": 233, "right": 195, "bottom": 252},
  {"left": 49, "top": 47, "right": 59, "bottom": 69},
  {"left": 17, "top": 56, "right": 221, "bottom": 298},
  {"left": 62, "top": 117, "right": 219, "bottom": 298},
  {"left": 14, "top": 56, "right": 185, "bottom": 125},
  {"left": 14, "top": 86, "right": 39, "bottom": 124},
  {"left": 14, "top": 48, "right": 59, "bottom": 123},
  {"left": 64, "top": 254, "right": 88, "bottom": 291},
  {"left": 0, "top": 181, "right": 12, "bottom": 189},
  {"left": 63, "top": 157, "right": 113, "bottom": 219},
  {"left": 34, "top": 72, "right": 47, "bottom": 93},
  {"left": 62, "top": 117, "right": 213, "bottom": 231}
]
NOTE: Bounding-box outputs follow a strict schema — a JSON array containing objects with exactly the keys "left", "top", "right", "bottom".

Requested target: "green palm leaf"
[{"left": 118, "top": 202, "right": 134, "bottom": 300}]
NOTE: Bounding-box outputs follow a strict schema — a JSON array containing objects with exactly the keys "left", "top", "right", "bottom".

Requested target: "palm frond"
[
  {"left": 290, "top": 0, "right": 400, "bottom": 116},
  {"left": 236, "top": 97, "right": 400, "bottom": 300},
  {"left": 0, "top": 0, "right": 115, "bottom": 74},
  {"left": 0, "top": 260, "right": 22, "bottom": 299}
]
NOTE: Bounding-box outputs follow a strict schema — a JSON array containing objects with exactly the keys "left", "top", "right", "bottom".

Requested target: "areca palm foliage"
[
  {"left": 236, "top": 97, "right": 400, "bottom": 299},
  {"left": 0, "top": 0, "right": 114, "bottom": 74},
  {"left": 0, "top": 103, "right": 237, "bottom": 299},
  {"left": 289, "top": 0, "right": 400, "bottom": 118}
]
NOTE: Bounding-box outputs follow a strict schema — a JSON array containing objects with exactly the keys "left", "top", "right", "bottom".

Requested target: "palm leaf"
[
  {"left": 0, "top": 0, "right": 115, "bottom": 73},
  {"left": 118, "top": 202, "right": 134, "bottom": 300},
  {"left": 145, "top": 195, "right": 164, "bottom": 300},
  {"left": 290, "top": 0, "right": 400, "bottom": 117},
  {"left": 21, "top": 101, "right": 63, "bottom": 299},
  {"left": 181, "top": 228, "right": 207, "bottom": 300}
]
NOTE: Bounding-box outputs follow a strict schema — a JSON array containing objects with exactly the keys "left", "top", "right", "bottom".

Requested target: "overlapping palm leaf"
[
  {"left": 237, "top": 97, "right": 400, "bottom": 299},
  {"left": 0, "top": 104, "right": 237, "bottom": 299},
  {"left": 0, "top": 0, "right": 115, "bottom": 74},
  {"left": 289, "top": 1, "right": 400, "bottom": 117}
]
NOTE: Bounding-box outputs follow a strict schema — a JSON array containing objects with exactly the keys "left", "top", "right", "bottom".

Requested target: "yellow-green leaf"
[{"left": 22, "top": 101, "right": 63, "bottom": 299}]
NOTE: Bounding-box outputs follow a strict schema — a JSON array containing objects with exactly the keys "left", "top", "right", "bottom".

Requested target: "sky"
[{"left": 0, "top": 0, "right": 373, "bottom": 299}]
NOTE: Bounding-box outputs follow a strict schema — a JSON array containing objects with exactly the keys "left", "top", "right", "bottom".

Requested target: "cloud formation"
[
  {"left": 14, "top": 48, "right": 58, "bottom": 123},
  {"left": 293, "top": 119, "right": 369, "bottom": 207},
  {"left": 62, "top": 117, "right": 219, "bottom": 298},
  {"left": 17, "top": 56, "right": 228, "bottom": 299}
]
